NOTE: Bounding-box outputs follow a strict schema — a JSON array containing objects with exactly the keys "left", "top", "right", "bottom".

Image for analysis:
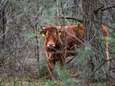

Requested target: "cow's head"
[{"left": 41, "top": 25, "right": 61, "bottom": 51}]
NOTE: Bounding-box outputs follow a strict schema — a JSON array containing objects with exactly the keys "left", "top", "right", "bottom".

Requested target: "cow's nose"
[{"left": 47, "top": 44, "right": 55, "bottom": 48}]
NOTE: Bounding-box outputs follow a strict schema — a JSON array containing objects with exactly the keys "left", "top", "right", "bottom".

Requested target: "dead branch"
[
  {"left": 102, "top": 5, "right": 115, "bottom": 11},
  {"left": 94, "top": 5, "right": 115, "bottom": 14},
  {"left": 94, "top": 5, "right": 104, "bottom": 14},
  {"left": 54, "top": 16, "right": 83, "bottom": 22}
]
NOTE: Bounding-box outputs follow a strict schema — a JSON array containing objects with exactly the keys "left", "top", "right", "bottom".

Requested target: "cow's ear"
[
  {"left": 40, "top": 26, "right": 46, "bottom": 37},
  {"left": 40, "top": 31, "right": 45, "bottom": 37}
]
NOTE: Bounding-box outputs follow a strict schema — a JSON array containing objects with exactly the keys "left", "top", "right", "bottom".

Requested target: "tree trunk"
[
  {"left": 0, "top": 1, "right": 7, "bottom": 49},
  {"left": 82, "top": 0, "right": 106, "bottom": 85}
]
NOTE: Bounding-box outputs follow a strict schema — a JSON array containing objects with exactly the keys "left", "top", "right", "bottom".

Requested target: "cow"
[
  {"left": 40, "top": 25, "right": 66, "bottom": 80},
  {"left": 40, "top": 23, "right": 109, "bottom": 80}
]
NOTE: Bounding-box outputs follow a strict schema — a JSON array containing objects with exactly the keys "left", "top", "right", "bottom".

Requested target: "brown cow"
[
  {"left": 41, "top": 25, "right": 65, "bottom": 79},
  {"left": 40, "top": 23, "right": 109, "bottom": 80}
]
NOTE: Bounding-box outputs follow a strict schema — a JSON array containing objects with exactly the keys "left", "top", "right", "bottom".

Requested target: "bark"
[
  {"left": 82, "top": 0, "right": 103, "bottom": 41},
  {"left": 0, "top": 0, "right": 7, "bottom": 49},
  {"left": 104, "top": 0, "right": 115, "bottom": 22},
  {"left": 81, "top": 0, "right": 107, "bottom": 84}
]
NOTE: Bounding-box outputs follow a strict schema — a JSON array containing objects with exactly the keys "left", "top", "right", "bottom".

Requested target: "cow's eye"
[
  {"left": 59, "top": 31, "right": 62, "bottom": 35},
  {"left": 40, "top": 31, "right": 46, "bottom": 37},
  {"left": 59, "top": 32, "right": 61, "bottom": 35}
]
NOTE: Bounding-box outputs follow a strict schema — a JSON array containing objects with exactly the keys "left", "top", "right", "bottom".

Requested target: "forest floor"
[{"left": 0, "top": 77, "right": 108, "bottom": 86}]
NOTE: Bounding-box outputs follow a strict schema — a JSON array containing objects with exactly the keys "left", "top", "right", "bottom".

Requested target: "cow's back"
[{"left": 63, "top": 24, "right": 85, "bottom": 48}]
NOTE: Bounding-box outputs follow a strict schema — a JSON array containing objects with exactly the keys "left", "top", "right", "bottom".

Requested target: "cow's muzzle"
[
  {"left": 47, "top": 44, "right": 55, "bottom": 47},
  {"left": 47, "top": 44, "right": 56, "bottom": 51}
]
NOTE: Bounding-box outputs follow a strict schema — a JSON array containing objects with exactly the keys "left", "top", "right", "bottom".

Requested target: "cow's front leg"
[
  {"left": 47, "top": 53, "right": 56, "bottom": 80},
  {"left": 60, "top": 55, "right": 65, "bottom": 67},
  {"left": 48, "top": 59, "right": 55, "bottom": 80}
]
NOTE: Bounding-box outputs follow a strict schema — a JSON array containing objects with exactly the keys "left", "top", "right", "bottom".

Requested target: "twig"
[
  {"left": 94, "top": 5, "right": 104, "bottom": 14},
  {"left": 102, "top": 5, "right": 115, "bottom": 11},
  {"left": 54, "top": 16, "right": 83, "bottom": 22},
  {"left": 91, "top": 58, "right": 115, "bottom": 76},
  {"left": 94, "top": 5, "right": 115, "bottom": 14}
]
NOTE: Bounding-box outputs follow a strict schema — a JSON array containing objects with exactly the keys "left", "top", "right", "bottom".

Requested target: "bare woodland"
[{"left": 0, "top": 0, "right": 115, "bottom": 86}]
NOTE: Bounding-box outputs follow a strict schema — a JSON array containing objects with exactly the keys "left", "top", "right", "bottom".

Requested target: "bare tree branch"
[
  {"left": 94, "top": 5, "right": 104, "bottom": 14},
  {"left": 94, "top": 5, "right": 115, "bottom": 14},
  {"left": 54, "top": 16, "right": 83, "bottom": 22},
  {"left": 102, "top": 5, "right": 115, "bottom": 11}
]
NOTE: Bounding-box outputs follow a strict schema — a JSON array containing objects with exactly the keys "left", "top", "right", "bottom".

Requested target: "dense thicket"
[{"left": 0, "top": 0, "right": 115, "bottom": 84}]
